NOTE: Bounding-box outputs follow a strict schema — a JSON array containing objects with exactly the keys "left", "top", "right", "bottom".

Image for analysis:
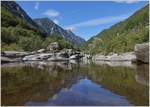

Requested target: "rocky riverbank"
[
  {"left": 1, "top": 42, "right": 84, "bottom": 63},
  {"left": 92, "top": 42, "right": 149, "bottom": 64},
  {"left": 1, "top": 42, "right": 149, "bottom": 64},
  {"left": 1, "top": 50, "right": 84, "bottom": 63}
]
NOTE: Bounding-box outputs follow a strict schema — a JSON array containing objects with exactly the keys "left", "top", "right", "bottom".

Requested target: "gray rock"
[
  {"left": 62, "top": 49, "right": 74, "bottom": 56},
  {"left": 93, "top": 60, "right": 135, "bottom": 68},
  {"left": 47, "top": 42, "right": 60, "bottom": 51},
  {"left": 37, "top": 49, "right": 46, "bottom": 53},
  {"left": 1, "top": 57, "right": 21, "bottom": 63},
  {"left": 47, "top": 57, "right": 69, "bottom": 61},
  {"left": 57, "top": 52, "right": 69, "bottom": 58},
  {"left": 22, "top": 53, "right": 53, "bottom": 61},
  {"left": 69, "top": 54, "right": 83, "bottom": 59},
  {"left": 93, "top": 52, "right": 136, "bottom": 61},
  {"left": 47, "top": 52, "right": 69, "bottom": 61},
  {"left": 2, "top": 51, "right": 29, "bottom": 58},
  {"left": 135, "top": 42, "right": 149, "bottom": 63}
]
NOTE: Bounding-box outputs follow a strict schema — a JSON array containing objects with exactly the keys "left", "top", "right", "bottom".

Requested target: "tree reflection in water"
[{"left": 1, "top": 61, "right": 149, "bottom": 106}]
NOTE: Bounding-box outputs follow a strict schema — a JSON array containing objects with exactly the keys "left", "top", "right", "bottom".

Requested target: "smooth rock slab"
[
  {"left": 23, "top": 53, "right": 53, "bottom": 61},
  {"left": 1, "top": 57, "right": 21, "bottom": 63},
  {"left": 2, "top": 51, "right": 29, "bottom": 58},
  {"left": 93, "top": 52, "right": 136, "bottom": 61}
]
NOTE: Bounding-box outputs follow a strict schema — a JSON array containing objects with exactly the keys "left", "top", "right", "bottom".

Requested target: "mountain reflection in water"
[{"left": 1, "top": 61, "right": 149, "bottom": 106}]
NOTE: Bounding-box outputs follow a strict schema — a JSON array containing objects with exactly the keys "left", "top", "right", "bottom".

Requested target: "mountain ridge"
[
  {"left": 2, "top": 1, "right": 85, "bottom": 46},
  {"left": 1, "top": 1, "right": 46, "bottom": 35},
  {"left": 1, "top": 1, "right": 77, "bottom": 51},
  {"left": 34, "top": 17, "right": 85, "bottom": 45}
]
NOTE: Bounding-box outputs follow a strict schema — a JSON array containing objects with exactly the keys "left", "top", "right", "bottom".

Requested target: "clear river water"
[{"left": 1, "top": 60, "right": 149, "bottom": 106}]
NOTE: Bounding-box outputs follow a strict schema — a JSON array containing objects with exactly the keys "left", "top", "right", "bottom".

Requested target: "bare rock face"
[
  {"left": 47, "top": 42, "right": 60, "bottom": 51},
  {"left": 135, "top": 43, "right": 149, "bottom": 63},
  {"left": 34, "top": 18, "right": 85, "bottom": 45}
]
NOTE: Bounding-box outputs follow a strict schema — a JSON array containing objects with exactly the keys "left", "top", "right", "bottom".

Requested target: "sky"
[{"left": 17, "top": 0, "right": 148, "bottom": 41}]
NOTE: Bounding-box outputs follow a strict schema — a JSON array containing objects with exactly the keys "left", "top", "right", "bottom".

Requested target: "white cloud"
[
  {"left": 65, "top": 14, "right": 130, "bottom": 30},
  {"left": 53, "top": 19, "right": 59, "bottom": 24},
  {"left": 35, "top": 2, "right": 39, "bottom": 10},
  {"left": 66, "top": 26, "right": 76, "bottom": 32},
  {"left": 112, "top": 0, "right": 140, "bottom": 3},
  {"left": 43, "top": 9, "right": 60, "bottom": 17}
]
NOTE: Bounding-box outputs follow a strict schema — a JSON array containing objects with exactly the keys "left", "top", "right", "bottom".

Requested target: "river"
[{"left": 1, "top": 60, "right": 149, "bottom": 106}]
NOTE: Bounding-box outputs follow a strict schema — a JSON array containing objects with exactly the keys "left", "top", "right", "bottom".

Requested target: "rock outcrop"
[
  {"left": 135, "top": 42, "right": 149, "bottom": 63},
  {"left": 47, "top": 42, "right": 60, "bottom": 51}
]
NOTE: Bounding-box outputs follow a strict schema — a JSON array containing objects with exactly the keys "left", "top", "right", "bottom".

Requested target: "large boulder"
[
  {"left": 47, "top": 42, "right": 60, "bottom": 51},
  {"left": 135, "top": 43, "right": 149, "bottom": 63}
]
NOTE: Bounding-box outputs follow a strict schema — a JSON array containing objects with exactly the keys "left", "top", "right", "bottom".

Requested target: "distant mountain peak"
[
  {"left": 34, "top": 17, "right": 85, "bottom": 45},
  {"left": 2, "top": 1, "right": 46, "bottom": 34}
]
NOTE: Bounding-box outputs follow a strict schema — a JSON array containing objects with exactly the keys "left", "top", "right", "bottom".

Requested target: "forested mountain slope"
[
  {"left": 81, "top": 4, "right": 149, "bottom": 55},
  {"left": 1, "top": 1, "right": 77, "bottom": 51}
]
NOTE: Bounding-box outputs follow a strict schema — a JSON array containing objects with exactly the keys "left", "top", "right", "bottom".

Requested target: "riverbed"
[{"left": 1, "top": 60, "right": 149, "bottom": 106}]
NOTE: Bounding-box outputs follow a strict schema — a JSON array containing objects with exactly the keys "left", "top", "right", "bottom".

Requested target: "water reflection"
[
  {"left": 25, "top": 79, "right": 132, "bottom": 106},
  {"left": 1, "top": 61, "right": 149, "bottom": 106},
  {"left": 135, "top": 64, "right": 149, "bottom": 86}
]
